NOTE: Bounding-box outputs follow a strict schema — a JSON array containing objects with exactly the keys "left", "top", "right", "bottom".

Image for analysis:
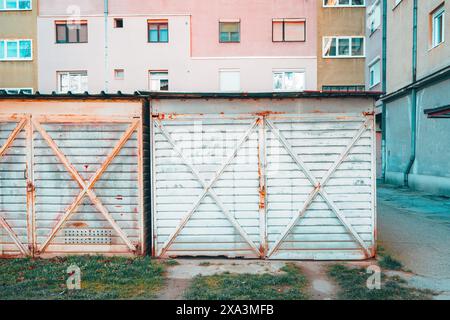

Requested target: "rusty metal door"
[
  {"left": 1, "top": 114, "right": 144, "bottom": 257},
  {"left": 152, "top": 112, "right": 376, "bottom": 260}
]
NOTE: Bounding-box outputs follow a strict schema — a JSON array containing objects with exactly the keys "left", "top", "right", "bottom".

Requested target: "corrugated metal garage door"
[
  {"left": 152, "top": 112, "right": 376, "bottom": 260},
  {"left": 0, "top": 116, "right": 31, "bottom": 257},
  {"left": 265, "top": 115, "right": 375, "bottom": 260},
  {"left": 153, "top": 116, "right": 262, "bottom": 258},
  {"left": 0, "top": 113, "right": 144, "bottom": 257}
]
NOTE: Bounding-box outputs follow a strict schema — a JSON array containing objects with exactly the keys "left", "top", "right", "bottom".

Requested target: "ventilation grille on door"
[{"left": 64, "top": 229, "right": 112, "bottom": 245}]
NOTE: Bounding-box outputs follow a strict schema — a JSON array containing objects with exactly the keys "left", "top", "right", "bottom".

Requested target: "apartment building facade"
[
  {"left": 383, "top": 0, "right": 450, "bottom": 196},
  {"left": 0, "top": 0, "right": 38, "bottom": 93},
  {"left": 365, "top": 0, "right": 383, "bottom": 93},
  {"left": 317, "top": 0, "right": 367, "bottom": 91},
  {"left": 37, "top": 0, "right": 318, "bottom": 94}
]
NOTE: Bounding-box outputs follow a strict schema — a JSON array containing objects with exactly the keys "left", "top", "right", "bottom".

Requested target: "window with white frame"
[
  {"left": 219, "top": 21, "right": 240, "bottom": 43},
  {"left": 57, "top": 71, "right": 88, "bottom": 93},
  {"left": 369, "top": 59, "right": 381, "bottom": 88},
  {"left": 323, "top": 36, "right": 365, "bottom": 57},
  {"left": 0, "top": 39, "right": 32, "bottom": 60},
  {"left": 0, "top": 0, "right": 31, "bottom": 11},
  {"left": 431, "top": 5, "right": 445, "bottom": 48},
  {"left": 368, "top": 1, "right": 381, "bottom": 34},
  {"left": 0, "top": 88, "right": 33, "bottom": 94},
  {"left": 219, "top": 69, "right": 240, "bottom": 92},
  {"left": 323, "top": 0, "right": 365, "bottom": 7},
  {"left": 273, "top": 71, "right": 305, "bottom": 91},
  {"left": 149, "top": 71, "right": 169, "bottom": 91}
]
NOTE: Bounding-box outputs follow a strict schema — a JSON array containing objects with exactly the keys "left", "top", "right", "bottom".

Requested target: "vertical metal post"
[
  {"left": 25, "top": 115, "right": 35, "bottom": 256},
  {"left": 404, "top": 0, "right": 418, "bottom": 186},
  {"left": 257, "top": 117, "right": 267, "bottom": 258},
  {"left": 137, "top": 116, "right": 145, "bottom": 255}
]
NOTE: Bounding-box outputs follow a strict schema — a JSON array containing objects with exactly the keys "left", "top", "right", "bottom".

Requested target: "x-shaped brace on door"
[
  {"left": 0, "top": 215, "right": 30, "bottom": 256},
  {"left": 155, "top": 119, "right": 261, "bottom": 257},
  {"left": 0, "top": 118, "right": 30, "bottom": 256},
  {"left": 35, "top": 119, "right": 139, "bottom": 254},
  {"left": 266, "top": 118, "right": 372, "bottom": 258}
]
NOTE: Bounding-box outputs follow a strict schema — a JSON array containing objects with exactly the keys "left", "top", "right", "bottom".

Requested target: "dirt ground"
[
  {"left": 156, "top": 185, "right": 450, "bottom": 300},
  {"left": 155, "top": 259, "right": 358, "bottom": 300}
]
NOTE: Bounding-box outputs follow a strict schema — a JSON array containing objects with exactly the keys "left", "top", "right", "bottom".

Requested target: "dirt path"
[
  {"left": 155, "top": 278, "right": 192, "bottom": 300},
  {"left": 297, "top": 262, "right": 338, "bottom": 300},
  {"left": 156, "top": 259, "right": 341, "bottom": 300}
]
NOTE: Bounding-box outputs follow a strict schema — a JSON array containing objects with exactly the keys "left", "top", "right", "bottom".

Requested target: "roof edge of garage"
[
  {"left": 0, "top": 90, "right": 382, "bottom": 100},
  {"left": 145, "top": 91, "right": 382, "bottom": 99}
]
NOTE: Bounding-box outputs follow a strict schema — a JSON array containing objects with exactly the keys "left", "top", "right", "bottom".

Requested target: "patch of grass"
[
  {"left": 379, "top": 255, "right": 403, "bottom": 271},
  {"left": 163, "top": 259, "right": 180, "bottom": 266},
  {"left": 199, "top": 262, "right": 211, "bottom": 267},
  {"left": 0, "top": 256, "right": 165, "bottom": 300},
  {"left": 185, "top": 262, "right": 308, "bottom": 300},
  {"left": 328, "top": 264, "right": 434, "bottom": 300},
  {"left": 377, "top": 245, "right": 403, "bottom": 271}
]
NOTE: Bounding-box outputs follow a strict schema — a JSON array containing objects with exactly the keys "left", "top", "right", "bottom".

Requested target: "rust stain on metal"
[
  {"left": 69, "top": 222, "right": 88, "bottom": 228},
  {"left": 259, "top": 188, "right": 266, "bottom": 209},
  {"left": 363, "top": 111, "right": 375, "bottom": 116},
  {"left": 336, "top": 116, "right": 352, "bottom": 120},
  {"left": 115, "top": 195, "right": 123, "bottom": 201},
  {"left": 152, "top": 113, "right": 165, "bottom": 120},
  {"left": 152, "top": 113, "right": 183, "bottom": 120},
  {"left": 259, "top": 244, "right": 266, "bottom": 257},
  {"left": 253, "top": 111, "right": 285, "bottom": 117}
]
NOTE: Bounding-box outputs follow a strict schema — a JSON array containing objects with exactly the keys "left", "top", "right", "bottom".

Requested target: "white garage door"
[
  {"left": 0, "top": 113, "right": 144, "bottom": 257},
  {"left": 152, "top": 113, "right": 375, "bottom": 260}
]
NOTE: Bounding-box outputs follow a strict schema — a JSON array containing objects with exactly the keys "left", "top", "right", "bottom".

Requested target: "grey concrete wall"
[
  {"left": 385, "top": 94, "right": 412, "bottom": 177},
  {"left": 385, "top": 78, "right": 450, "bottom": 196}
]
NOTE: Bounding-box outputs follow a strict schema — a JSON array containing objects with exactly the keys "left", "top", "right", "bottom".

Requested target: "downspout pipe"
[
  {"left": 404, "top": 0, "right": 418, "bottom": 187},
  {"left": 381, "top": 0, "right": 388, "bottom": 182},
  {"left": 104, "top": 0, "right": 109, "bottom": 93}
]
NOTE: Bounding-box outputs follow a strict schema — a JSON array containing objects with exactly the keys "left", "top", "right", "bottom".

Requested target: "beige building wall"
[
  {"left": 417, "top": 0, "right": 450, "bottom": 80},
  {"left": 0, "top": 2, "right": 38, "bottom": 91},
  {"left": 386, "top": 0, "right": 450, "bottom": 94},
  {"left": 386, "top": 0, "right": 414, "bottom": 93},
  {"left": 317, "top": 1, "right": 366, "bottom": 90}
]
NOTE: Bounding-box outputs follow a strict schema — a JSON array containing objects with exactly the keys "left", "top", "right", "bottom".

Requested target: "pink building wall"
[
  {"left": 108, "top": 0, "right": 317, "bottom": 57},
  {"left": 38, "top": 0, "right": 318, "bottom": 93}
]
